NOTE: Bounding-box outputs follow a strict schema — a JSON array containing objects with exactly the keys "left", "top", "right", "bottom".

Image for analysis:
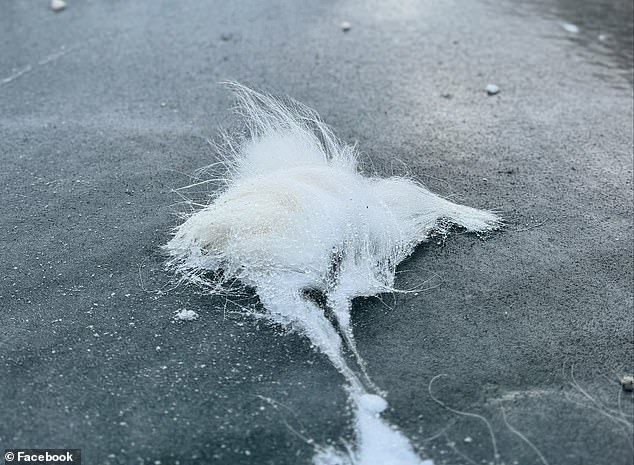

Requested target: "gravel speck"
[{"left": 51, "top": 0, "right": 66, "bottom": 11}]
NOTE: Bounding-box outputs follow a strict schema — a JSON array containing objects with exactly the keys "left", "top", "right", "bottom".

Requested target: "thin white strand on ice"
[{"left": 164, "top": 83, "right": 501, "bottom": 465}]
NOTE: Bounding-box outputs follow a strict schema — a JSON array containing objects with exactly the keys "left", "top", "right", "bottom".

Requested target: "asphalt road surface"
[{"left": 1, "top": 0, "right": 632, "bottom": 464}]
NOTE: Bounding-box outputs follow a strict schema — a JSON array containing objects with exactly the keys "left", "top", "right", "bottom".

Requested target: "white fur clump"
[
  {"left": 164, "top": 83, "right": 501, "bottom": 465},
  {"left": 166, "top": 83, "right": 499, "bottom": 321}
]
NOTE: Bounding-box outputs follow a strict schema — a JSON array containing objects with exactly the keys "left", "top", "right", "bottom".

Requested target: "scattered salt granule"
[
  {"left": 164, "top": 83, "right": 500, "bottom": 465},
  {"left": 174, "top": 309, "right": 199, "bottom": 321},
  {"left": 561, "top": 22, "right": 579, "bottom": 33}
]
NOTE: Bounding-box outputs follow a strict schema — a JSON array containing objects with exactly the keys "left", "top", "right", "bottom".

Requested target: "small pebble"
[
  {"left": 486, "top": 84, "right": 500, "bottom": 95},
  {"left": 620, "top": 375, "right": 633, "bottom": 391},
  {"left": 51, "top": 0, "right": 66, "bottom": 11},
  {"left": 464, "top": 436, "right": 473, "bottom": 443},
  {"left": 561, "top": 22, "right": 579, "bottom": 33},
  {"left": 340, "top": 21, "right": 351, "bottom": 32}
]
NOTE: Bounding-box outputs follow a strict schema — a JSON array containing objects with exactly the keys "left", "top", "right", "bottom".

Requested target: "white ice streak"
[{"left": 164, "top": 83, "right": 501, "bottom": 465}]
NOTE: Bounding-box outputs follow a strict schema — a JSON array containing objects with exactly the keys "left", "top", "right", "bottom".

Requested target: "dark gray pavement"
[{"left": 1, "top": 1, "right": 632, "bottom": 464}]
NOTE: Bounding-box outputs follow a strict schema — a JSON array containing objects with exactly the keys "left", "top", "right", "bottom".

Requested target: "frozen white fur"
[{"left": 164, "top": 83, "right": 500, "bottom": 465}]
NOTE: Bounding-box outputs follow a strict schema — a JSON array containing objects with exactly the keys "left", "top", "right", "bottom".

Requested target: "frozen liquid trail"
[{"left": 257, "top": 281, "right": 431, "bottom": 465}]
